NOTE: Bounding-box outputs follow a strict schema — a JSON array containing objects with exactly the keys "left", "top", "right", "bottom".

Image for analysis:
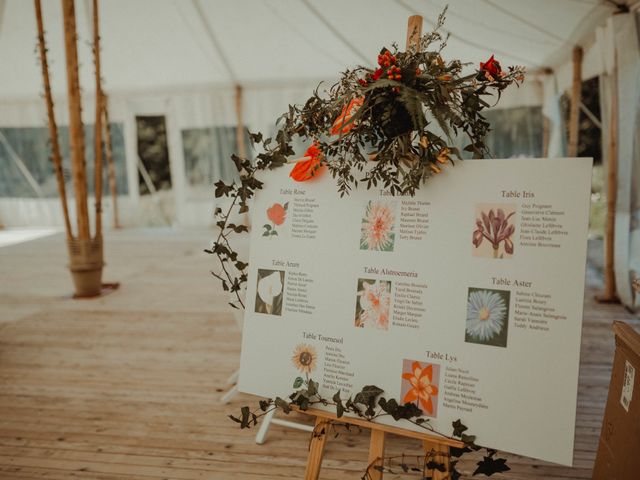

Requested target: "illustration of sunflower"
[
  {"left": 466, "top": 289, "right": 507, "bottom": 343},
  {"left": 402, "top": 361, "right": 439, "bottom": 415},
  {"left": 360, "top": 201, "right": 395, "bottom": 251},
  {"left": 292, "top": 344, "right": 317, "bottom": 374}
]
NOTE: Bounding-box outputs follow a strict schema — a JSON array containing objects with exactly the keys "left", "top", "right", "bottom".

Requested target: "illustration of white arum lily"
[
  {"left": 466, "top": 290, "right": 507, "bottom": 342},
  {"left": 472, "top": 208, "right": 515, "bottom": 258},
  {"left": 257, "top": 272, "right": 283, "bottom": 314},
  {"left": 358, "top": 280, "right": 391, "bottom": 329}
]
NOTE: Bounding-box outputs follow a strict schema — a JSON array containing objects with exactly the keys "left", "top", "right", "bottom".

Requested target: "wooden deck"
[{"left": 0, "top": 229, "right": 638, "bottom": 479}]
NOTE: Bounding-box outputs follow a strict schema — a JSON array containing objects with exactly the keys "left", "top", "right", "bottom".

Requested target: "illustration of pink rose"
[
  {"left": 263, "top": 202, "right": 288, "bottom": 237},
  {"left": 267, "top": 203, "right": 286, "bottom": 225}
]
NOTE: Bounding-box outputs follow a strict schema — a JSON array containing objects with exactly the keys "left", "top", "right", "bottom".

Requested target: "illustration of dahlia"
[
  {"left": 292, "top": 344, "right": 317, "bottom": 374},
  {"left": 466, "top": 289, "right": 507, "bottom": 342},
  {"left": 360, "top": 201, "right": 395, "bottom": 251},
  {"left": 357, "top": 280, "right": 391, "bottom": 330}
]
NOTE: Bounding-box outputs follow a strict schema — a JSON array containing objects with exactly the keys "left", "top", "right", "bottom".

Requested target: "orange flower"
[
  {"left": 266, "top": 203, "right": 286, "bottom": 225},
  {"left": 290, "top": 141, "right": 324, "bottom": 182},
  {"left": 436, "top": 147, "right": 450, "bottom": 164},
  {"left": 402, "top": 361, "right": 439, "bottom": 414},
  {"left": 330, "top": 97, "right": 364, "bottom": 135}
]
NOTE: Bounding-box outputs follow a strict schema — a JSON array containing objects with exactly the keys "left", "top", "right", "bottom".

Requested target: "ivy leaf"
[
  {"left": 258, "top": 400, "right": 270, "bottom": 411},
  {"left": 472, "top": 456, "right": 510, "bottom": 476},
  {"left": 426, "top": 461, "right": 446, "bottom": 472},
  {"left": 452, "top": 419, "right": 468, "bottom": 437},
  {"left": 240, "top": 406, "right": 251, "bottom": 428},
  {"left": 293, "top": 377, "right": 304, "bottom": 389},
  {"left": 274, "top": 397, "right": 291, "bottom": 414},
  {"left": 307, "top": 379, "right": 318, "bottom": 396}
]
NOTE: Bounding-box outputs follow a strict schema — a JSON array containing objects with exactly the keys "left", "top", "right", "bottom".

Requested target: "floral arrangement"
[{"left": 207, "top": 8, "right": 524, "bottom": 478}]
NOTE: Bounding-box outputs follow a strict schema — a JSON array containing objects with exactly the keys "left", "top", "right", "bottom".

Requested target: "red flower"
[
  {"left": 480, "top": 55, "right": 502, "bottom": 78},
  {"left": 266, "top": 203, "right": 286, "bottom": 225},
  {"left": 330, "top": 97, "right": 364, "bottom": 135},
  {"left": 372, "top": 68, "right": 383, "bottom": 81},
  {"left": 290, "top": 141, "right": 324, "bottom": 182}
]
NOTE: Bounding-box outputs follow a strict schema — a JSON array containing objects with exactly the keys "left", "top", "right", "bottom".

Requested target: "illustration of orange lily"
[
  {"left": 290, "top": 141, "right": 324, "bottom": 182},
  {"left": 402, "top": 361, "right": 438, "bottom": 414},
  {"left": 330, "top": 97, "right": 364, "bottom": 135}
]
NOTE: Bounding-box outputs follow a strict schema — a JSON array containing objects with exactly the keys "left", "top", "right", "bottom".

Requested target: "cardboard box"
[{"left": 593, "top": 321, "right": 640, "bottom": 479}]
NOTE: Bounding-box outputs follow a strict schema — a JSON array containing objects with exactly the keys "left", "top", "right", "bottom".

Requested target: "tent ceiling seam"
[
  {"left": 394, "top": 0, "right": 540, "bottom": 67},
  {"left": 480, "top": 0, "right": 567, "bottom": 43},
  {"left": 191, "top": 0, "right": 237, "bottom": 84},
  {"left": 423, "top": 0, "right": 558, "bottom": 45},
  {"left": 300, "top": 0, "right": 372, "bottom": 67},
  {"left": 265, "top": 0, "right": 347, "bottom": 68}
]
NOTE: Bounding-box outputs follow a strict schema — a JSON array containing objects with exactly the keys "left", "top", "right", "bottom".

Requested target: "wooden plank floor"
[{"left": 0, "top": 229, "right": 638, "bottom": 479}]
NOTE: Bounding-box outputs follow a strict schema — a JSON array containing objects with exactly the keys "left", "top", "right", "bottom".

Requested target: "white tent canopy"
[
  {"left": 0, "top": 1, "right": 639, "bottom": 309},
  {"left": 0, "top": 0, "right": 618, "bottom": 100}
]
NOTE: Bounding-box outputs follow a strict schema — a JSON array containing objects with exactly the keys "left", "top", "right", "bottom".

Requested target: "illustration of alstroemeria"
[
  {"left": 360, "top": 201, "right": 396, "bottom": 251},
  {"left": 355, "top": 279, "right": 391, "bottom": 330},
  {"left": 263, "top": 202, "right": 288, "bottom": 237},
  {"left": 473, "top": 208, "right": 515, "bottom": 258}
]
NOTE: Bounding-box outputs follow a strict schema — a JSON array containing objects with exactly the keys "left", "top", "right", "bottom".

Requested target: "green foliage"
[{"left": 230, "top": 377, "right": 510, "bottom": 479}]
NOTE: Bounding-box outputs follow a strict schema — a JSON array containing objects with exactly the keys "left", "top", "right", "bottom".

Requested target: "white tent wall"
[{"left": 599, "top": 12, "right": 640, "bottom": 310}]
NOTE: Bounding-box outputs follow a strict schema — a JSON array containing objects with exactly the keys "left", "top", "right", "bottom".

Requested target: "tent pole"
[
  {"left": 599, "top": 64, "right": 619, "bottom": 303},
  {"left": 35, "top": 0, "right": 73, "bottom": 240},
  {"left": 568, "top": 46, "right": 582, "bottom": 157},
  {"left": 235, "top": 84, "right": 246, "bottom": 159},
  {"left": 92, "top": 0, "right": 104, "bottom": 238},
  {"left": 102, "top": 95, "right": 120, "bottom": 228},
  {"left": 62, "top": 0, "right": 90, "bottom": 240}
]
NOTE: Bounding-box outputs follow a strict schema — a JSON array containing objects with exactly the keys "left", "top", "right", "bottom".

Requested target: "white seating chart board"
[{"left": 238, "top": 158, "right": 592, "bottom": 465}]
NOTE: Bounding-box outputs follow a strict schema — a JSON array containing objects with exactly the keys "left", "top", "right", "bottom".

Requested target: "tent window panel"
[
  {"left": 136, "top": 116, "right": 171, "bottom": 195},
  {"left": 484, "top": 106, "right": 543, "bottom": 158},
  {"left": 182, "top": 126, "right": 249, "bottom": 187},
  {"left": 0, "top": 125, "right": 128, "bottom": 198}
]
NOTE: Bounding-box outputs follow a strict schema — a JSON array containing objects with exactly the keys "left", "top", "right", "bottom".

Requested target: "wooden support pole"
[
  {"left": 102, "top": 95, "right": 120, "bottom": 228},
  {"left": 92, "top": 0, "right": 104, "bottom": 238},
  {"left": 424, "top": 440, "right": 450, "bottom": 480},
  {"left": 600, "top": 66, "right": 619, "bottom": 303},
  {"left": 303, "top": 417, "right": 328, "bottom": 480},
  {"left": 62, "top": 0, "right": 90, "bottom": 240},
  {"left": 235, "top": 84, "right": 246, "bottom": 158},
  {"left": 568, "top": 46, "right": 582, "bottom": 158},
  {"left": 367, "top": 429, "right": 386, "bottom": 480},
  {"left": 406, "top": 15, "right": 423, "bottom": 51},
  {"left": 35, "top": 0, "right": 73, "bottom": 240}
]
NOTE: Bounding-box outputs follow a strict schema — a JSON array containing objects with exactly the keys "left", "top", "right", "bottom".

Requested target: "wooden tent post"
[
  {"left": 62, "top": 0, "right": 90, "bottom": 240},
  {"left": 92, "top": 0, "right": 104, "bottom": 238},
  {"left": 235, "top": 84, "right": 246, "bottom": 158},
  {"left": 102, "top": 95, "right": 120, "bottom": 228},
  {"left": 568, "top": 46, "right": 582, "bottom": 158},
  {"left": 35, "top": 0, "right": 73, "bottom": 240},
  {"left": 599, "top": 60, "right": 619, "bottom": 303}
]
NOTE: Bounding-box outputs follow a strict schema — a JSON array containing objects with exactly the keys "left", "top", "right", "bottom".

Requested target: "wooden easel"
[
  {"left": 301, "top": 15, "right": 464, "bottom": 479},
  {"left": 300, "top": 406, "right": 464, "bottom": 480}
]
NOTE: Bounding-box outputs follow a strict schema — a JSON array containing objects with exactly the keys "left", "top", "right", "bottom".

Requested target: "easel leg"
[
  {"left": 304, "top": 417, "right": 329, "bottom": 480},
  {"left": 367, "top": 429, "right": 386, "bottom": 480},
  {"left": 423, "top": 441, "right": 450, "bottom": 480}
]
